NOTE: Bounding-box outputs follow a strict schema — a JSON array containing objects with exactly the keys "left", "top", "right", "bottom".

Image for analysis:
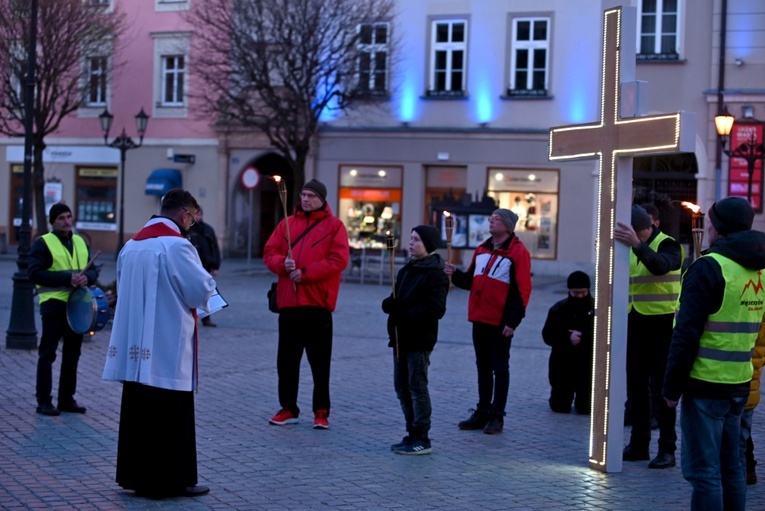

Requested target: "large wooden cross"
[{"left": 548, "top": 5, "right": 695, "bottom": 473}]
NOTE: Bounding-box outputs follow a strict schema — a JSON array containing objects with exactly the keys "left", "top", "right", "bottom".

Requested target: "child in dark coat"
[{"left": 382, "top": 225, "right": 449, "bottom": 455}]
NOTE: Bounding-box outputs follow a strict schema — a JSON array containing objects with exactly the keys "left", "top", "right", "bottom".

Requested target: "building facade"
[{"left": 0, "top": 0, "right": 762, "bottom": 276}]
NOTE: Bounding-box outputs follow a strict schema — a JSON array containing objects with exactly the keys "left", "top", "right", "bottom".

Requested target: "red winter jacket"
[
  {"left": 452, "top": 234, "right": 532, "bottom": 328},
  {"left": 263, "top": 203, "right": 349, "bottom": 312}
]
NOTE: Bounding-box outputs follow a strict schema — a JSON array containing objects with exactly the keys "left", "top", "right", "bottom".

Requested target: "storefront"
[{"left": 338, "top": 164, "right": 403, "bottom": 248}]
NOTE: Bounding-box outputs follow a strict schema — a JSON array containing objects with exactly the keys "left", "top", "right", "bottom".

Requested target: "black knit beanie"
[
  {"left": 567, "top": 271, "right": 591, "bottom": 289},
  {"left": 708, "top": 196, "right": 754, "bottom": 235},
  {"left": 48, "top": 203, "right": 72, "bottom": 224},
  {"left": 412, "top": 225, "right": 441, "bottom": 254}
]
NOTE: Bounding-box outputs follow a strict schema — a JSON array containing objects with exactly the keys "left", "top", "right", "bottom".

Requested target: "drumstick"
[{"left": 77, "top": 250, "right": 101, "bottom": 277}]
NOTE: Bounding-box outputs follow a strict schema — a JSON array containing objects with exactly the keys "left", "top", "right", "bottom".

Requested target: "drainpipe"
[{"left": 715, "top": 0, "right": 727, "bottom": 201}]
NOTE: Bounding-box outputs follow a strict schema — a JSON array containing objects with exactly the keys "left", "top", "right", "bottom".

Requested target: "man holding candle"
[
  {"left": 264, "top": 179, "right": 349, "bottom": 430},
  {"left": 444, "top": 208, "right": 532, "bottom": 434}
]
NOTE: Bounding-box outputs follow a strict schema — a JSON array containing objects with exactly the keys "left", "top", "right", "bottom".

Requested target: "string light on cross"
[{"left": 548, "top": 5, "right": 695, "bottom": 473}]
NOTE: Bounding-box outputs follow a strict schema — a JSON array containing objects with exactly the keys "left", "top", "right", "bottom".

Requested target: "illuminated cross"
[{"left": 548, "top": 5, "right": 694, "bottom": 473}]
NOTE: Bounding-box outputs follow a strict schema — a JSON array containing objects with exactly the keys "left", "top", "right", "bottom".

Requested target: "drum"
[{"left": 66, "top": 287, "right": 109, "bottom": 335}]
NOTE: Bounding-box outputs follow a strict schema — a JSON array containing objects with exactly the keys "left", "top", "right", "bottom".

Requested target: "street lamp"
[
  {"left": 99, "top": 107, "right": 149, "bottom": 256},
  {"left": 714, "top": 108, "right": 765, "bottom": 204}
]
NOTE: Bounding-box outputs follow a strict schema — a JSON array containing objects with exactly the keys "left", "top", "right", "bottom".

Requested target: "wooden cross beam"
[{"left": 548, "top": 5, "right": 694, "bottom": 473}]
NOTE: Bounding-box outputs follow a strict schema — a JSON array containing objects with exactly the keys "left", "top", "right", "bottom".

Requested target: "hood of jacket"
[{"left": 708, "top": 229, "right": 765, "bottom": 271}]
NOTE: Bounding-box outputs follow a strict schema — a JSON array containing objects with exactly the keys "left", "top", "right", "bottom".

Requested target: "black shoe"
[
  {"left": 623, "top": 444, "right": 650, "bottom": 461},
  {"left": 648, "top": 452, "right": 676, "bottom": 469},
  {"left": 182, "top": 485, "right": 210, "bottom": 497},
  {"left": 458, "top": 409, "right": 490, "bottom": 430},
  {"left": 202, "top": 318, "right": 217, "bottom": 327},
  {"left": 36, "top": 403, "right": 61, "bottom": 416},
  {"left": 58, "top": 400, "right": 86, "bottom": 414},
  {"left": 483, "top": 415, "right": 504, "bottom": 435},
  {"left": 391, "top": 436, "right": 412, "bottom": 451}
]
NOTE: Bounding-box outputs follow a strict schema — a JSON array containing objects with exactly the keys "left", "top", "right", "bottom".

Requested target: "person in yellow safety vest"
[
  {"left": 28, "top": 203, "right": 99, "bottom": 416},
  {"left": 614, "top": 204, "right": 683, "bottom": 470},
  {"left": 664, "top": 196, "right": 765, "bottom": 511}
]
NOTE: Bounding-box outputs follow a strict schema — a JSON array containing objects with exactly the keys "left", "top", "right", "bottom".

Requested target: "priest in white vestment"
[{"left": 103, "top": 188, "right": 216, "bottom": 499}]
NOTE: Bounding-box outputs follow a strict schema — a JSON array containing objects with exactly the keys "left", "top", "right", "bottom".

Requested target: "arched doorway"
[
  {"left": 230, "top": 152, "right": 292, "bottom": 258},
  {"left": 633, "top": 152, "right": 698, "bottom": 246}
]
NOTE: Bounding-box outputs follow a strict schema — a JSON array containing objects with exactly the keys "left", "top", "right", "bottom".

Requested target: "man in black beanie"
[
  {"left": 28, "top": 203, "right": 99, "bottom": 416},
  {"left": 542, "top": 271, "right": 594, "bottom": 414},
  {"left": 263, "top": 177, "right": 349, "bottom": 430},
  {"left": 664, "top": 197, "right": 765, "bottom": 509},
  {"left": 614, "top": 203, "right": 683, "bottom": 469}
]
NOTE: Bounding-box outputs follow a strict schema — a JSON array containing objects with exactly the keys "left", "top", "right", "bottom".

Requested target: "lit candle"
[
  {"left": 444, "top": 211, "right": 454, "bottom": 288},
  {"left": 274, "top": 176, "right": 295, "bottom": 291}
]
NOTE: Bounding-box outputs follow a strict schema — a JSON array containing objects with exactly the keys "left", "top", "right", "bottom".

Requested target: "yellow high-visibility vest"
[
  {"left": 36, "top": 233, "right": 88, "bottom": 303},
  {"left": 687, "top": 253, "right": 762, "bottom": 384},
  {"left": 629, "top": 231, "right": 682, "bottom": 315}
]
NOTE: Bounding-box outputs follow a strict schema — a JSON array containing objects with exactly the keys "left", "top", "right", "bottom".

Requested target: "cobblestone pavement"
[{"left": 0, "top": 255, "right": 763, "bottom": 510}]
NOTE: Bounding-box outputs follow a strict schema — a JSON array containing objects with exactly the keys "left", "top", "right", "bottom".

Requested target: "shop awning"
[{"left": 145, "top": 169, "right": 182, "bottom": 196}]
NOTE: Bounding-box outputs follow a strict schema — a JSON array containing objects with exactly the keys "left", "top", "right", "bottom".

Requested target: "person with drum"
[{"left": 28, "top": 203, "right": 99, "bottom": 417}]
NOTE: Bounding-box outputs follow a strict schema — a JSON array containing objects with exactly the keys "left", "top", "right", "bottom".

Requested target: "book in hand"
[{"left": 197, "top": 288, "right": 228, "bottom": 318}]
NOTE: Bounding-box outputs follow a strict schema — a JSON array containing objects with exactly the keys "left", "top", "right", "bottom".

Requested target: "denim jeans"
[
  {"left": 681, "top": 395, "right": 747, "bottom": 511},
  {"left": 393, "top": 350, "right": 432, "bottom": 439},
  {"left": 472, "top": 322, "right": 511, "bottom": 416},
  {"left": 740, "top": 408, "right": 755, "bottom": 474}
]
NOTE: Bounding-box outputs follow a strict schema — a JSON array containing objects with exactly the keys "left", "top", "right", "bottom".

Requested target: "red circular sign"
[{"left": 241, "top": 167, "right": 260, "bottom": 190}]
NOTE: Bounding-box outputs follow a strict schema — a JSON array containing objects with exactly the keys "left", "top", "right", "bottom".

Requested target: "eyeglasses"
[{"left": 181, "top": 207, "right": 196, "bottom": 227}]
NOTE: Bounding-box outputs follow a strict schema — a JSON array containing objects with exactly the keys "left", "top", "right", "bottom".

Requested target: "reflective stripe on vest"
[
  {"left": 628, "top": 231, "right": 682, "bottom": 314},
  {"left": 688, "top": 252, "right": 763, "bottom": 384},
  {"left": 37, "top": 233, "right": 88, "bottom": 304}
]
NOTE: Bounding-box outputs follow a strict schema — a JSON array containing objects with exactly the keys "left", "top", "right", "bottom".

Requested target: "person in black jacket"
[
  {"left": 382, "top": 225, "right": 449, "bottom": 455},
  {"left": 29, "top": 203, "right": 99, "bottom": 416},
  {"left": 542, "top": 271, "right": 594, "bottom": 414},
  {"left": 188, "top": 207, "right": 221, "bottom": 327}
]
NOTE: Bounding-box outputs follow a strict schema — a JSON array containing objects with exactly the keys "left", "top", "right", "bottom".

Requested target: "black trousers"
[
  {"left": 626, "top": 310, "right": 677, "bottom": 454},
  {"left": 117, "top": 382, "right": 197, "bottom": 496},
  {"left": 472, "top": 322, "right": 512, "bottom": 416},
  {"left": 36, "top": 311, "right": 83, "bottom": 406},
  {"left": 277, "top": 307, "right": 333, "bottom": 416}
]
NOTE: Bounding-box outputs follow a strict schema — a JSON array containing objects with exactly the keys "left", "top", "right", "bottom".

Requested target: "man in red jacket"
[
  {"left": 263, "top": 179, "right": 349, "bottom": 430},
  {"left": 445, "top": 208, "right": 532, "bottom": 434}
]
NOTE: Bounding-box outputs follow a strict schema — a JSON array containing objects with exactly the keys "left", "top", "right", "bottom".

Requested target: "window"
[
  {"left": 76, "top": 167, "right": 117, "bottom": 231},
  {"left": 87, "top": 57, "right": 107, "bottom": 106},
  {"left": 161, "top": 55, "right": 185, "bottom": 106},
  {"left": 357, "top": 22, "right": 389, "bottom": 96},
  {"left": 87, "top": 0, "right": 110, "bottom": 5},
  {"left": 428, "top": 20, "right": 467, "bottom": 97},
  {"left": 509, "top": 17, "right": 550, "bottom": 97},
  {"left": 637, "top": 0, "right": 680, "bottom": 60},
  {"left": 153, "top": 33, "right": 190, "bottom": 117}
]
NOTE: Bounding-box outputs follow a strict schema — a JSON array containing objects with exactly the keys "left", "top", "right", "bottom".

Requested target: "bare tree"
[
  {"left": 0, "top": 0, "right": 125, "bottom": 235},
  {"left": 189, "top": 0, "right": 395, "bottom": 204}
]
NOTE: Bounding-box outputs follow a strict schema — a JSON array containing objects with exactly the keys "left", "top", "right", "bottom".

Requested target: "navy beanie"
[{"left": 631, "top": 205, "right": 652, "bottom": 232}]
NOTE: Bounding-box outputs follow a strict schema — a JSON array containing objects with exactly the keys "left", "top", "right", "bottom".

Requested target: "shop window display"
[
  {"left": 487, "top": 168, "right": 559, "bottom": 259},
  {"left": 338, "top": 164, "right": 403, "bottom": 249}
]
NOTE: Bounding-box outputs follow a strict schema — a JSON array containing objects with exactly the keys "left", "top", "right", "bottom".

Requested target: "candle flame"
[
  {"left": 273, "top": 175, "right": 282, "bottom": 183},
  {"left": 386, "top": 230, "right": 391, "bottom": 237},
  {"left": 681, "top": 201, "right": 701, "bottom": 214},
  {"left": 443, "top": 211, "right": 451, "bottom": 218}
]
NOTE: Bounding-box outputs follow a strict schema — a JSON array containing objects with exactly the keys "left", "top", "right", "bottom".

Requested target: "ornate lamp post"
[
  {"left": 6, "top": 0, "right": 39, "bottom": 349},
  {"left": 714, "top": 108, "right": 765, "bottom": 204},
  {"left": 99, "top": 108, "right": 149, "bottom": 256}
]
